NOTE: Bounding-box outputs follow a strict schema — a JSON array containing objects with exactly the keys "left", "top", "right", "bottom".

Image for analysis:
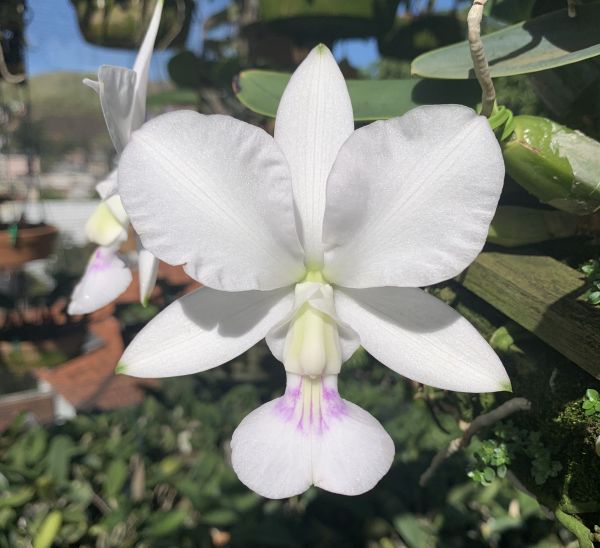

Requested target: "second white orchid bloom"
[
  {"left": 69, "top": 0, "right": 163, "bottom": 314},
  {"left": 116, "top": 44, "right": 509, "bottom": 498}
]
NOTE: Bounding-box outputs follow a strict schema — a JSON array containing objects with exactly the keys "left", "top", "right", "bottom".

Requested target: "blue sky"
[
  {"left": 26, "top": 0, "right": 461, "bottom": 78},
  {"left": 25, "top": 0, "right": 389, "bottom": 79}
]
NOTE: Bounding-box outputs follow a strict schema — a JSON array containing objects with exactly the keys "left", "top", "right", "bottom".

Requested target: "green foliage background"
[{"left": 0, "top": 339, "right": 588, "bottom": 547}]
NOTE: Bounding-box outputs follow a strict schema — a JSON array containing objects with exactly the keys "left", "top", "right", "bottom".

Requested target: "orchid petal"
[
  {"left": 83, "top": 78, "right": 99, "bottom": 94},
  {"left": 335, "top": 287, "right": 510, "bottom": 392},
  {"left": 93, "top": 66, "right": 138, "bottom": 153},
  {"left": 231, "top": 374, "right": 394, "bottom": 498},
  {"left": 95, "top": 169, "right": 118, "bottom": 200},
  {"left": 104, "top": 194, "right": 129, "bottom": 226},
  {"left": 118, "top": 110, "right": 305, "bottom": 291},
  {"left": 85, "top": 201, "right": 128, "bottom": 247},
  {"left": 119, "top": 286, "right": 294, "bottom": 378},
  {"left": 131, "top": 0, "right": 163, "bottom": 124},
  {"left": 138, "top": 244, "right": 159, "bottom": 306},
  {"left": 68, "top": 247, "right": 132, "bottom": 315},
  {"left": 323, "top": 105, "right": 504, "bottom": 288},
  {"left": 85, "top": 1, "right": 162, "bottom": 153},
  {"left": 274, "top": 44, "right": 354, "bottom": 268}
]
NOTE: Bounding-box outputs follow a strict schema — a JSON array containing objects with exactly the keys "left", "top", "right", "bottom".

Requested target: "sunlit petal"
[
  {"left": 104, "top": 194, "right": 129, "bottom": 226},
  {"left": 119, "top": 110, "right": 305, "bottom": 291},
  {"left": 231, "top": 374, "right": 394, "bottom": 498},
  {"left": 85, "top": 201, "right": 128, "bottom": 247},
  {"left": 85, "top": 0, "right": 162, "bottom": 153},
  {"left": 323, "top": 105, "right": 504, "bottom": 288},
  {"left": 95, "top": 169, "right": 118, "bottom": 200},
  {"left": 138, "top": 244, "right": 159, "bottom": 306},
  {"left": 131, "top": 0, "right": 163, "bottom": 128},
  {"left": 274, "top": 44, "right": 354, "bottom": 267},
  {"left": 119, "top": 286, "right": 294, "bottom": 378},
  {"left": 68, "top": 247, "right": 132, "bottom": 315},
  {"left": 335, "top": 287, "right": 510, "bottom": 392},
  {"left": 94, "top": 66, "right": 137, "bottom": 153}
]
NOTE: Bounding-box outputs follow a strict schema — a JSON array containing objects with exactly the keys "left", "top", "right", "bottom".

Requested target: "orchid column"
[
  {"left": 115, "top": 44, "right": 510, "bottom": 498},
  {"left": 68, "top": 0, "right": 163, "bottom": 315}
]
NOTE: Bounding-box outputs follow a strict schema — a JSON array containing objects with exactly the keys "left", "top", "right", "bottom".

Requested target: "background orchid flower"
[
  {"left": 68, "top": 0, "right": 163, "bottom": 315},
  {"left": 115, "top": 44, "right": 510, "bottom": 499}
]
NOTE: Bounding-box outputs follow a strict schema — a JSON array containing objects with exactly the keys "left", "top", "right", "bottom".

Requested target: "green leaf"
[
  {"left": 411, "top": 3, "right": 600, "bottom": 79},
  {"left": 393, "top": 513, "right": 437, "bottom": 548},
  {"left": 103, "top": 460, "right": 128, "bottom": 498},
  {"left": 586, "top": 388, "right": 600, "bottom": 401},
  {"left": 144, "top": 509, "right": 188, "bottom": 538},
  {"left": 201, "top": 508, "right": 238, "bottom": 527},
  {"left": 234, "top": 70, "right": 479, "bottom": 121},
  {"left": 259, "top": 0, "right": 378, "bottom": 21},
  {"left": 45, "top": 435, "right": 76, "bottom": 486},
  {"left": 33, "top": 511, "right": 62, "bottom": 548},
  {"left": 488, "top": 0, "right": 535, "bottom": 23},
  {"left": 483, "top": 467, "right": 496, "bottom": 482},
  {"left": 256, "top": 0, "right": 399, "bottom": 41},
  {"left": 0, "top": 486, "right": 34, "bottom": 509},
  {"left": 583, "top": 400, "right": 594, "bottom": 409},
  {"left": 588, "top": 291, "right": 600, "bottom": 305}
]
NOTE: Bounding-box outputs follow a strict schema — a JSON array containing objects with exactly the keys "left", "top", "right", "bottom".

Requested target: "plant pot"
[
  {"left": 70, "top": 0, "right": 193, "bottom": 49},
  {"left": 0, "top": 224, "right": 58, "bottom": 269},
  {"left": 0, "top": 318, "right": 88, "bottom": 372}
]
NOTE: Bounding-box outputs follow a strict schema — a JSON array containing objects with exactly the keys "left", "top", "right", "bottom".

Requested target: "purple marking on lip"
[
  {"left": 274, "top": 382, "right": 302, "bottom": 422},
  {"left": 89, "top": 249, "right": 111, "bottom": 273},
  {"left": 322, "top": 386, "right": 348, "bottom": 420},
  {"left": 272, "top": 377, "right": 348, "bottom": 436}
]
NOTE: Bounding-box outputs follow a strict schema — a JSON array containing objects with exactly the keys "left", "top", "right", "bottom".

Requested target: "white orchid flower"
[
  {"left": 69, "top": 0, "right": 163, "bottom": 314},
  {"left": 68, "top": 246, "right": 132, "bottom": 315},
  {"left": 116, "top": 44, "right": 510, "bottom": 499}
]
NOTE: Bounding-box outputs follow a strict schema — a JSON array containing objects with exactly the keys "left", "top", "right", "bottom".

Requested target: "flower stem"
[{"left": 467, "top": 0, "right": 496, "bottom": 117}]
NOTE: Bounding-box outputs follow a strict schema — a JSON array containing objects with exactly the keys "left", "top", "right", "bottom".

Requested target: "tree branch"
[{"left": 419, "top": 397, "right": 532, "bottom": 486}]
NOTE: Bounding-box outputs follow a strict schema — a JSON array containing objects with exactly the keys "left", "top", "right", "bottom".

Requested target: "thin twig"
[
  {"left": 419, "top": 397, "right": 531, "bottom": 486},
  {"left": 424, "top": 396, "right": 451, "bottom": 434},
  {"left": 467, "top": 0, "right": 495, "bottom": 117},
  {"left": 91, "top": 493, "right": 112, "bottom": 515}
]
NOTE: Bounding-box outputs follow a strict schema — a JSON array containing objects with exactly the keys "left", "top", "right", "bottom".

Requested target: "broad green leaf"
[
  {"left": 234, "top": 70, "right": 479, "bottom": 121},
  {"left": 260, "top": 0, "right": 378, "bottom": 20},
  {"left": 486, "top": 0, "right": 535, "bottom": 23},
  {"left": 411, "top": 3, "right": 600, "bottom": 79},
  {"left": 256, "top": 0, "right": 399, "bottom": 40}
]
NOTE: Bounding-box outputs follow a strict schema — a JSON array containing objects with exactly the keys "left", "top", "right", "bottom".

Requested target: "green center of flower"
[{"left": 283, "top": 272, "right": 342, "bottom": 377}]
